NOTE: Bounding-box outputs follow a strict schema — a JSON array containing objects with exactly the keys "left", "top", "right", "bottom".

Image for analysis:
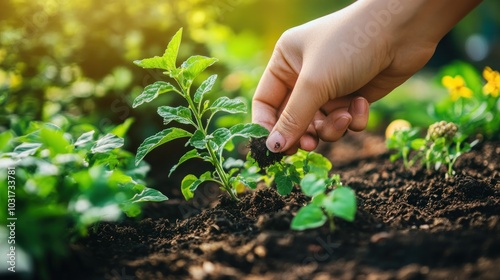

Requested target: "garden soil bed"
[{"left": 66, "top": 132, "right": 499, "bottom": 279}]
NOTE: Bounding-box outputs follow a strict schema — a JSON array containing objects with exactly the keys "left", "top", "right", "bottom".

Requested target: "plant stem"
[
  {"left": 207, "top": 143, "right": 238, "bottom": 201},
  {"left": 447, "top": 141, "right": 461, "bottom": 177},
  {"left": 181, "top": 82, "right": 238, "bottom": 201},
  {"left": 328, "top": 216, "right": 335, "bottom": 232},
  {"left": 403, "top": 150, "right": 409, "bottom": 169}
]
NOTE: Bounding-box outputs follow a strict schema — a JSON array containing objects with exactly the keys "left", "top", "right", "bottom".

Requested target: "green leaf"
[
  {"left": 195, "top": 171, "right": 212, "bottom": 190},
  {"left": 0, "top": 130, "right": 14, "bottom": 152},
  {"left": 194, "top": 74, "right": 217, "bottom": 104},
  {"left": 40, "top": 127, "right": 72, "bottom": 155},
  {"left": 216, "top": 123, "right": 269, "bottom": 156},
  {"left": 223, "top": 157, "right": 244, "bottom": 169},
  {"left": 129, "top": 187, "right": 168, "bottom": 203},
  {"left": 133, "top": 81, "right": 176, "bottom": 108},
  {"left": 157, "top": 106, "right": 193, "bottom": 125},
  {"left": 410, "top": 138, "right": 426, "bottom": 150},
  {"left": 275, "top": 170, "right": 294, "bottom": 195},
  {"left": 188, "top": 179, "right": 205, "bottom": 194},
  {"left": 291, "top": 204, "right": 327, "bottom": 230},
  {"left": 121, "top": 204, "right": 141, "bottom": 218},
  {"left": 188, "top": 130, "right": 206, "bottom": 149},
  {"left": 311, "top": 193, "right": 327, "bottom": 206},
  {"left": 13, "top": 142, "right": 42, "bottom": 158},
  {"left": 16, "top": 123, "right": 61, "bottom": 143},
  {"left": 300, "top": 173, "right": 327, "bottom": 197},
  {"left": 229, "top": 123, "right": 269, "bottom": 138},
  {"left": 180, "top": 172, "right": 211, "bottom": 201},
  {"left": 304, "top": 152, "right": 332, "bottom": 178},
  {"left": 169, "top": 149, "right": 201, "bottom": 176},
  {"left": 180, "top": 55, "right": 218, "bottom": 83},
  {"left": 209, "top": 96, "right": 247, "bottom": 114},
  {"left": 389, "top": 153, "right": 401, "bottom": 162},
  {"left": 91, "top": 134, "right": 124, "bottom": 154},
  {"left": 133, "top": 28, "right": 183, "bottom": 71},
  {"left": 237, "top": 176, "right": 257, "bottom": 190},
  {"left": 163, "top": 28, "right": 183, "bottom": 71},
  {"left": 134, "top": 56, "right": 169, "bottom": 70},
  {"left": 74, "top": 130, "right": 95, "bottom": 147},
  {"left": 210, "top": 128, "right": 231, "bottom": 147},
  {"left": 181, "top": 174, "right": 197, "bottom": 200},
  {"left": 135, "top": 128, "right": 192, "bottom": 165},
  {"left": 323, "top": 186, "right": 357, "bottom": 222}
]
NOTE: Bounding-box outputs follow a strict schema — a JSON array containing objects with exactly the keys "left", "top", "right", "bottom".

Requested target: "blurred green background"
[{"left": 1, "top": 0, "right": 499, "bottom": 195}]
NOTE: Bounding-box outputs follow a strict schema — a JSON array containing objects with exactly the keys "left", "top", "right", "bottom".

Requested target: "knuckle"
[
  {"left": 278, "top": 28, "right": 298, "bottom": 46},
  {"left": 279, "top": 109, "right": 303, "bottom": 136},
  {"left": 318, "top": 128, "right": 342, "bottom": 142}
]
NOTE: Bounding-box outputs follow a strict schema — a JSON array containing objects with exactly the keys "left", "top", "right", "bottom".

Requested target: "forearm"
[
  {"left": 354, "top": 0, "right": 482, "bottom": 45},
  {"left": 394, "top": 0, "right": 482, "bottom": 43}
]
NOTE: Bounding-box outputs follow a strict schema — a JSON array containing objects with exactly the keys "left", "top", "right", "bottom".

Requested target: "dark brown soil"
[
  {"left": 68, "top": 132, "right": 499, "bottom": 279},
  {"left": 249, "top": 137, "right": 284, "bottom": 168}
]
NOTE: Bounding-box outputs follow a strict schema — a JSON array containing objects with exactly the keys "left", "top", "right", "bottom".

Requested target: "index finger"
[{"left": 252, "top": 60, "right": 296, "bottom": 132}]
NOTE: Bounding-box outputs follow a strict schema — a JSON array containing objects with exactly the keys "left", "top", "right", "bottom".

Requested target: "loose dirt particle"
[{"left": 249, "top": 137, "right": 284, "bottom": 168}]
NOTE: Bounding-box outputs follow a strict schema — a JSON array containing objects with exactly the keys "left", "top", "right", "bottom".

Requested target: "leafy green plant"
[
  {"left": 411, "top": 121, "right": 476, "bottom": 177},
  {"left": 0, "top": 120, "right": 166, "bottom": 277},
  {"left": 132, "top": 28, "right": 268, "bottom": 201},
  {"left": 292, "top": 173, "right": 356, "bottom": 231},
  {"left": 249, "top": 149, "right": 357, "bottom": 231},
  {"left": 387, "top": 121, "right": 476, "bottom": 177},
  {"left": 386, "top": 126, "right": 420, "bottom": 169}
]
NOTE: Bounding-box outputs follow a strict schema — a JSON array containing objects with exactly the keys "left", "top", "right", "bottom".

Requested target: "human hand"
[{"left": 252, "top": 0, "right": 480, "bottom": 154}]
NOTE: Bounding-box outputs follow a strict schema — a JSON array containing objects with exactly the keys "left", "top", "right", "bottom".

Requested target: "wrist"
[{"left": 382, "top": 0, "right": 483, "bottom": 46}]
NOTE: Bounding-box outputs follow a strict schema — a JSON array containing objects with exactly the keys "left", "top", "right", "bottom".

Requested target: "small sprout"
[
  {"left": 385, "top": 119, "right": 411, "bottom": 139},
  {"left": 421, "top": 121, "right": 472, "bottom": 177},
  {"left": 259, "top": 150, "right": 356, "bottom": 232},
  {"left": 291, "top": 183, "right": 356, "bottom": 232},
  {"left": 386, "top": 125, "right": 420, "bottom": 169},
  {"left": 386, "top": 120, "right": 476, "bottom": 178}
]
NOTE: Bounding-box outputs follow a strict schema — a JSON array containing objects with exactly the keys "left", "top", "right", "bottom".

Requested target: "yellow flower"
[
  {"left": 482, "top": 66, "right": 500, "bottom": 98},
  {"left": 442, "top": 75, "right": 473, "bottom": 101}
]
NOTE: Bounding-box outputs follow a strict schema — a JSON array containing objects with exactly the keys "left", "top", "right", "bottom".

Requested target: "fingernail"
[
  {"left": 266, "top": 131, "right": 285, "bottom": 153},
  {"left": 354, "top": 97, "right": 367, "bottom": 115},
  {"left": 334, "top": 116, "right": 350, "bottom": 131}
]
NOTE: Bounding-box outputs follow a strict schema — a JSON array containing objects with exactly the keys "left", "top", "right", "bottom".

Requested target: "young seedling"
[
  {"left": 291, "top": 172, "right": 356, "bottom": 231},
  {"left": 287, "top": 151, "right": 356, "bottom": 231},
  {"left": 247, "top": 146, "right": 357, "bottom": 231},
  {"left": 412, "top": 121, "right": 476, "bottom": 178},
  {"left": 387, "top": 120, "right": 476, "bottom": 178},
  {"left": 386, "top": 125, "right": 420, "bottom": 169},
  {"left": 132, "top": 28, "right": 268, "bottom": 201}
]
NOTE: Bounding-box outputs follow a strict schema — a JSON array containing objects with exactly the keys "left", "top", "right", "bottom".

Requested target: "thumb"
[{"left": 266, "top": 78, "right": 327, "bottom": 153}]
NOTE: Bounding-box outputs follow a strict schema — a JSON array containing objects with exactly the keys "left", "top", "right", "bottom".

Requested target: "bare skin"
[{"left": 252, "top": 0, "right": 482, "bottom": 154}]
